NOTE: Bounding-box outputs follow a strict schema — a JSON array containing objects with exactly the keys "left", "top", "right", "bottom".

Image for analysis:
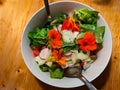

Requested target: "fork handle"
[
  {"left": 44, "top": 0, "right": 50, "bottom": 17},
  {"left": 79, "top": 75, "right": 97, "bottom": 90}
]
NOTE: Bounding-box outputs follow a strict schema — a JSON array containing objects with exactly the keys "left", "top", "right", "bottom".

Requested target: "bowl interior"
[{"left": 21, "top": 1, "right": 112, "bottom": 88}]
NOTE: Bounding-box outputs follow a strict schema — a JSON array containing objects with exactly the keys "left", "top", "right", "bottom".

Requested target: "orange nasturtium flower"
[
  {"left": 48, "top": 29, "right": 63, "bottom": 49},
  {"left": 52, "top": 49, "right": 66, "bottom": 67},
  {"left": 61, "top": 17, "right": 80, "bottom": 32},
  {"left": 77, "top": 32, "right": 97, "bottom": 52}
]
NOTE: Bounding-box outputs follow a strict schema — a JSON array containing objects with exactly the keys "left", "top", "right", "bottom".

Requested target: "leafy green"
[
  {"left": 51, "top": 13, "right": 66, "bottom": 26},
  {"left": 43, "top": 21, "right": 53, "bottom": 30},
  {"left": 94, "top": 26, "right": 105, "bottom": 43},
  {"left": 61, "top": 43, "right": 76, "bottom": 53},
  {"left": 28, "top": 27, "right": 48, "bottom": 39},
  {"left": 39, "top": 64, "right": 49, "bottom": 72},
  {"left": 63, "top": 47, "right": 73, "bottom": 53},
  {"left": 40, "top": 64, "right": 64, "bottom": 79},
  {"left": 49, "top": 64, "right": 64, "bottom": 79},
  {"left": 27, "top": 27, "right": 48, "bottom": 48},
  {"left": 80, "top": 24, "right": 96, "bottom": 32},
  {"left": 49, "top": 67, "right": 64, "bottom": 79},
  {"left": 49, "top": 68, "right": 64, "bottom": 79},
  {"left": 76, "top": 32, "right": 85, "bottom": 39},
  {"left": 61, "top": 43, "right": 75, "bottom": 47},
  {"left": 74, "top": 8, "right": 99, "bottom": 24}
]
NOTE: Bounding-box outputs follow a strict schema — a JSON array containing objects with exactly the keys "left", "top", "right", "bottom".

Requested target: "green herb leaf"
[
  {"left": 39, "top": 64, "right": 49, "bottom": 72},
  {"left": 74, "top": 8, "right": 99, "bottom": 24},
  {"left": 49, "top": 68, "right": 64, "bottom": 79},
  {"left": 94, "top": 26, "right": 105, "bottom": 43},
  {"left": 80, "top": 24, "right": 96, "bottom": 32},
  {"left": 51, "top": 13, "right": 66, "bottom": 26},
  {"left": 61, "top": 43, "right": 75, "bottom": 53},
  {"left": 27, "top": 27, "right": 48, "bottom": 48}
]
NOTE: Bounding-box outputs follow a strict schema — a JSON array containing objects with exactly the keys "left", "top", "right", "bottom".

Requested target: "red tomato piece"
[{"left": 33, "top": 49, "right": 39, "bottom": 57}]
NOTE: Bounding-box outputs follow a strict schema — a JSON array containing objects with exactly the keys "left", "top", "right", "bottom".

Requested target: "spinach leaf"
[
  {"left": 27, "top": 27, "right": 48, "bottom": 48},
  {"left": 39, "top": 64, "right": 49, "bottom": 72},
  {"left": 61, "top": 43, "right": 75, "bottom": 53},
  {"left": 74, "top": 8, "right": 99, "bottom": 24},
  {"left": 51, "top": 13, "right": 66, "bottom": 26},
  {"left": 94, "top": 26, "right": 105, "bottom": 43},
  {"left": 49, "top": 67, "right": 64, "bottom": 79},
  {"left": 44, "top": 22, "right": 53, "bottom": 30},
  {"left": 61, "top": 43, "right": 75, "bottom": 48},
  {"left": 80, "top": 24, "right": 96, "bottom": 32},
  {"left": 63, "top": 47, "right": 73, "bottom": 53},
  {"left": 48, "top": 64, "right": 64, "bottom": 79},
  {"left": 28, "top": 27, "right": 48, "bottom": 39}
]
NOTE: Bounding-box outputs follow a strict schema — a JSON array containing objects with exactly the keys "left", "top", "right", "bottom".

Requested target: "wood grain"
[{"left": 0, "top": 0, "right": 120, "bottom": 90}]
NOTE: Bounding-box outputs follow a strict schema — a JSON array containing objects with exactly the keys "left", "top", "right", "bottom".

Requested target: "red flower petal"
[
  {"left": 52, "top": 49, "right": 66, "bottom": 66},
  {"left": 61, "top": 18, "right": 80, "bottom": 32},
  {"left": 73, "top": 23, "right": 80, "bottom": 32},
  {"left": 51, "top": 40, "right": 63, "bottom": 49},
  {"left": 48, "top": 29, "right": 61, "bottom": 40},
  {"left": 77, "top": 32, "right": 97, "bottom": 52},
  {"left": 48, "top": 29, "right": 63, "bottom": 48}
]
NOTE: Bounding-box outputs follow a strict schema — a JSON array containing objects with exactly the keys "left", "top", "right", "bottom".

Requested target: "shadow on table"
[
  {"left": 37, "top": 58, "right": 111, "bottom": 90},
  {"left": 93, "top": 0, "right": 111, "bottom": 5}
]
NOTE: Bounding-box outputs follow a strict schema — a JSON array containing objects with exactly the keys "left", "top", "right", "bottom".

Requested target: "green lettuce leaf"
[
  {"left": 94, "top": 26, "right": 105, "bottom": 43},
  {"left": 80, "top": 24, "right": 96, "bottom": 32},
  {"left": 39, "top": 64, "right": 49, "bottom": 72},
  {"left": 49, "top": 64, "right": 64, "bottom": 79},
  {"left": 27, "top": 27, "right": 48, "bottom": 48},
  {"left": 61, "top": 43, "right": 76, "bottom": 53},
  {"left": 51, "top": 13, "right": 66, "bottom": 26},
  {"left": 74, "top": 8, "right": 99, "bottom": 24}
]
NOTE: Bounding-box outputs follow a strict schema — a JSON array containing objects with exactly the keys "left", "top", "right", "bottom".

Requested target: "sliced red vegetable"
[
  {"left": 73, "top": 31, "right": 79, "bottom": 38},
  {"left": 33, "top": 49, "right": 39, "bottom": 57},
  {"left": 39, "top": 48, "right": 50, "bottom": 60},
  {"left": 64, "top": 51, "right": 72, "bottom": 57}
]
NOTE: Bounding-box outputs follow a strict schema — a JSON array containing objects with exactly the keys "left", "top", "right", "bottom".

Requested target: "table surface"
[{"left": 0, "top": 0, "right": 120, "bottom": 90}]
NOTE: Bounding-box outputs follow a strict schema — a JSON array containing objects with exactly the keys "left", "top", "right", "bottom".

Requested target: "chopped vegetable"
[
  {"left": 28, "top": 27, "right": 48, "bottom": 48},
  {"left": 39, "top": 64, "right": 49, "bottom": 72},
  {"left": 33, "top": 49, "right": 39, "bottom": 57},
  {"left": 39, "top": 48, "right": 51, "bottom": 60},
  {"left": 49, "top": 64, "right": 64, "bottom": 79},
  {"left": 61, "top": 30, "right": 75, "bottom": 43},
  {"left": 74, "top": 8, "right": 98, "bottom": 25},
  {"left": 35, "top": 56, "right": 45, "bottom": 65}
]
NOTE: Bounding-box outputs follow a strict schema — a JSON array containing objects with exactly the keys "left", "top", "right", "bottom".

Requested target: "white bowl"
[{"left": 21, "top": 1, "right": 112, "bottom": 88}]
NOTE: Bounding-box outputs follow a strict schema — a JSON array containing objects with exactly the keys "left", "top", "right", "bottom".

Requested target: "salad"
[{"left": 27, "top": 8, "right": 105, "bottom": 79}]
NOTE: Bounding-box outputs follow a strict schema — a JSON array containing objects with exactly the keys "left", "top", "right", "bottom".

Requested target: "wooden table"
[{"left": 0, "top": 0, "right": 120, "bottom": 90}]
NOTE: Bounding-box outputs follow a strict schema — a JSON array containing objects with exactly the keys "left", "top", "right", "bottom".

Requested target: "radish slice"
[
  {"left": 57, "top": 24, "right": 62, "bottom": 32},
  {"left": 39, "top": 48, "right": 51, "bottom": 60},
  {"left": 64, "top": 51, "right": 72, "bottom": 56},
  {"left": 73, "top": 31, "right": 79, "bottom": 38}
]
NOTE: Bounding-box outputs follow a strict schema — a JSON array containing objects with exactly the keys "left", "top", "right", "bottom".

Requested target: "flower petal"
[
  {"left": 52, "top": 40, "right": 63, "bottom": 49},
  {"left": 77, "top": 32, "right": 97, "bottom": 52}
]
